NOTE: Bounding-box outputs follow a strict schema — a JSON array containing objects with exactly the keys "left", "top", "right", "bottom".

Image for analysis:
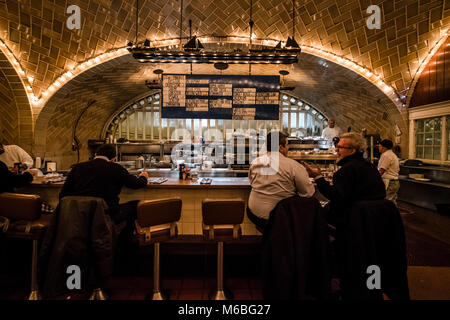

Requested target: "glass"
[
  {"left": 425, "top": 118, "right": 433, "bottom": 132},
  {"left": 425, "top": 133, "right": 433, "bottom": 144},
  {"left": 282, "top": 113, "right": 289, "bottom": 130},
  {"left": 416, "top": 147, "right": 423, "bottom": 158},
  {"left": 433, "top": 147, "right": 441, "bottom": 160},
  {"left": 424, "top": 146, "right": 432, "bottom": 159},
  {"left": 298, "top": 113, "right": 305, "bottom": 128},
  {"left": 416, "top": 134, "right": 424, "bottom": 146},
  {"left": 447, "top": 116, "right": 450, "bottom": 160},
  {"left": 290, "top": 113, "right": 297, "bottom": 129},
  {"left": 434, "top": 118, "right": 441, "bottom": 131},
  {"left": 417, "top": 119, "right": 424, "bottom": 131}
]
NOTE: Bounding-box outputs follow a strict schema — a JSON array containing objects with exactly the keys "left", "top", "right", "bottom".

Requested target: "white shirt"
[
  {"left": 322, "top": 126, "right": 341, "bottom": 142},
  {"left": 248, "top": 152, "right": 315, "bottom": 219},
  {"left": 0, "top": 145, "right": 34, "bottom": 168},
  {"left": 378, "top": 149, "right": 399, "bottom": 180}
]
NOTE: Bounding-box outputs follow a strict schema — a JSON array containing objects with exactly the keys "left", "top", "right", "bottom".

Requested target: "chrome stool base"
[
  {"left": 89, "top": 288, "right": 108, "bottom": 300},
  {"left": 28, "top": 290, "right": 41, "bottom": 300},
  {"left": 211, "top": 289, "right": 233, "bottom": 300}
]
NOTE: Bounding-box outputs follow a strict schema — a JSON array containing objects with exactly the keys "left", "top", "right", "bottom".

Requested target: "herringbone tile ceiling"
[{"left": 0, "top": 0, "right": 448, "bottom": 102}]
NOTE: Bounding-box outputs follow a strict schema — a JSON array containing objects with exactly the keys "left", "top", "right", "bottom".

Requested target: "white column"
[{"left": 409, "top": 119, "right": 415, "bottom": 159}]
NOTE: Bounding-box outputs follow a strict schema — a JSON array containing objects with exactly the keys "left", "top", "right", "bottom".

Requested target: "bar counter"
[{"left": 17, "top": 173, "right": 259, "bottom": 236}]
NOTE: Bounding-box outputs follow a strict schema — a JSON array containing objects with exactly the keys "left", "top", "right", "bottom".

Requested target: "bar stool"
[
  {"left": 135, "top": 197, "right": 182, "bottom": 300},
  {"left": 202, "top": 198, "right": 245, "bottom": 300},
  {"left": 0, "top": 192, "right": 50, "bottom": 300}
]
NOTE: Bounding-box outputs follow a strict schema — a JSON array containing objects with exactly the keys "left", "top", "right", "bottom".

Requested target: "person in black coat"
[
  {"left": 303, "top": 132, "right": 386, "bottom": 227},
  {"left": 59, "top": 144, "right": 148, "bottom": 271},
  {"left": 0, "top": 160, "right": 34, "bottom": 193},
  {"left": 304, "top": 133, "right": 409, "bottom": 299},
  {"left": 59, "top": 144, "right": 148, "bottom": 223}
]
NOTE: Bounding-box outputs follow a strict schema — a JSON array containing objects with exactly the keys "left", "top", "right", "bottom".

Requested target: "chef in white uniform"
[
  {"left": 0, "top": 142, "right": 34, "bottom": 169},
  {"left": 321, "top": 119, "right": 342, "bottom": 144}
]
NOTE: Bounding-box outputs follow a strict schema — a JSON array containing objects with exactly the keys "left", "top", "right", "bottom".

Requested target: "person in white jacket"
[
  {"left": 0, "top": 142, "right": 34, "bottom": 169},
  {"left": 378, "top": 139, "right": 400, "bottom": 206}
]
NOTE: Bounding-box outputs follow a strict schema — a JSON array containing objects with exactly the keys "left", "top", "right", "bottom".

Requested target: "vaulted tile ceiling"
[{"left": 1, "top": 0, "right": 448, "bottom": 99}]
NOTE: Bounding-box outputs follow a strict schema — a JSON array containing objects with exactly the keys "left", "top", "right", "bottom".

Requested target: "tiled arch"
[{"left": 0, "top": 51, "right": 33, "bottom": 152}]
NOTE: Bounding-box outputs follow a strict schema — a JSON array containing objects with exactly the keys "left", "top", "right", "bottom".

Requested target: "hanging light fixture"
[{"left": 127, "top": 0, "right": 299, "bottom": 64}]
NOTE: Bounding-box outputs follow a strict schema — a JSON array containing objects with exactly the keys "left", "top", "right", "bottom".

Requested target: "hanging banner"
[{"left": 161, "top": 74, "right": 280, "bottom": 120}]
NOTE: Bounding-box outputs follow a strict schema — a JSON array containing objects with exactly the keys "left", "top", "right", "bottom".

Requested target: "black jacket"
[
  {"left": 315, "top": 152, "right": 386, "bottom": 226},
  {"left": 339, "top": 199, "right": 409, "bottom": 300},
  {"left": 59, "top": 158, "right": 147, "bottom": 221},
  {"left": 38, "top": 196, "right": 115, "bottom": 298},
  {"left": 261, "top": 196, "right": 330, "bottom": 300},
  {"left": 0, "top": 160, "right": 33, "bottom": 193}
]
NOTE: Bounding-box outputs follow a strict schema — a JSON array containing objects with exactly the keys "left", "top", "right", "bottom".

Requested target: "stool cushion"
[
  {"left": 202, "top": 198, "right": 244, "bottom": 225},
  {"left": 202, "top": 225, "right": 242, "bottom": 242},
  {"left": 0, "top": 193, "right": 42, "bottom": 221},
  {"left": 136, "top": 224, "right": 178, "bottom": 245},
  {"left": 2, "top": 213, "right": 53, "bottom": 240},
  {"left": 137, "top": 198, "right": 182, "bottom": 227}
]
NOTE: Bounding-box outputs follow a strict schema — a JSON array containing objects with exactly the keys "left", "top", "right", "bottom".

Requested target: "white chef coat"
[
  {"left": 378, "top": 149, "right": 399, "bottom": 181},
  {"left": 322, "top": 126, "right": 342, "bottom": 142},
  {"left": 0, "top": 145, "right": 34, "bottom": 168}
]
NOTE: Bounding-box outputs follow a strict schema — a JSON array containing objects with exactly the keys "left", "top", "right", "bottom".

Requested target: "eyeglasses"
[{"left": 335, "top": 145, "right": 354, "bottom": 150}]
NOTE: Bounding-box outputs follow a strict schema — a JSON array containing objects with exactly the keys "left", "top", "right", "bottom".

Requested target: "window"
[
  {"left": 415, "top": 117, "right": 442, "bottom": 160},
  {"left": 105, "top": 92, "right": 329, "bottom": 141},
  {"left": 448, "top": 116, "right": 450, "bottom": 160}
]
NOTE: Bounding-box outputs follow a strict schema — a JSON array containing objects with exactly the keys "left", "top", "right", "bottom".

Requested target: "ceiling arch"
[
  {"left": 0, "top": 0, "right": 448, "bottom": 109},
  {"left": 0, "top": 50, "right": 33, "bottom": 151}
]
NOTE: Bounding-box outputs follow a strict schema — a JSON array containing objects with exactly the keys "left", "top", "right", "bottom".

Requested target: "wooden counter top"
[{"left": 29, "top": 177, "right": 250, "bottom": 189}]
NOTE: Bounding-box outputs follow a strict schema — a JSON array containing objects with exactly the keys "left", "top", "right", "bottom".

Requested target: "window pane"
[
  {"left": 416, "top": 133, "right": 424, "bottom": 146},
  {"left": 186, "top": 119, "right": 192, "bottom": 131},
  {"left": 298, "top": 113, "right": 305, "bottom": 128},
  {"left": 416, "top": 147, "right": 423, "bottom": 158},
  {"left": 424, "top": 146, "right": 432, "bottom": 159},
  {"left": 433, "top": 147, "right": 441, "bottom": 160},
  {"left": 448, "top": 116, "right": 450, "bottom": 160},
  {"left": 283, "top": 113, "right": 289, "bottom": 130},
  {"left": 425, "top": 133, "right": 433, "bottom": 145},
  {"left": 290, "top": 113, "right": 297, "bottom": 129},
  {"left": 306, "top": 114, "right": 313, "bottom": 135},
  {"left": 425, "top": 118, "right": 433, "bottom": 132}
]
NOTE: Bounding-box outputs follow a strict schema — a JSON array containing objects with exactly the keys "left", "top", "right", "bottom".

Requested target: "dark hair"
[
  {"left": 380, "top": 139, "right": 393, "bottom": 150},
  {"left": 266, "top": 131, "right": 287, "bottom": 152},
  {"left": 95, "top": 144, "right": 117, "bottom": 160}
]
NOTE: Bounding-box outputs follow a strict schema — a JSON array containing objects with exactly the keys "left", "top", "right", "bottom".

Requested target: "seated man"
[
  {"left": 0, "top": 142, "right": 34, "bottom": 169},
  {"left": 0, "top": 160, "right": 34, "bottom": 193},
  {"left": 303, "top": 132, "right": 386, "bottom": 226},
  {"left": 59, "top": 144, "right": 148, "bottom": 259},
  {"left": 248, "top": 131, "right": 315, "bottom": 231}
]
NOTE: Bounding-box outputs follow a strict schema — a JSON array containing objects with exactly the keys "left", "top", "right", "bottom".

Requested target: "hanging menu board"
[{"left": 162, "top": 74, "right": 280, "bottom": 120}]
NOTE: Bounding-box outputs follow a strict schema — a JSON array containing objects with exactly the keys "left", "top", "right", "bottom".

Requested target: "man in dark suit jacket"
[
  {"left": 59, "top": 144, "right": 148, "bottom": 268},
  {"left": 304, "top": 132, "right": 386, "bottom": 227},
  {"left": 0, "top": 160, "right": 34, "bottom": 193}
]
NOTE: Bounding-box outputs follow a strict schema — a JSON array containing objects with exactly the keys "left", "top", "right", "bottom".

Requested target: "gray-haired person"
[{"left": 303, "top": 132, "right": 386, "bottom": 226}]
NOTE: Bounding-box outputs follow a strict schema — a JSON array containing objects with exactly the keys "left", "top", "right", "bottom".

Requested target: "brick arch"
[
  {"left": 0, "top": 51, "right": 33, "bottom": 152},
  {"left": 1, "top": 0, "right": 448, "bottom": 102}
]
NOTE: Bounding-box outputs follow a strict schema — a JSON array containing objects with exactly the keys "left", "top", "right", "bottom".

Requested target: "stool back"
[
  {"left": 202, "top": 198, "right": 244, "bottom": 225},
  {"left": 136, "top": 197, "right": 182, "bottom": 243},
  {"left": 202, "top": 198, "right": 245, "bottom": 240},
  {"left": 0, "top": 192, "right": 42, "bottom": 221}
]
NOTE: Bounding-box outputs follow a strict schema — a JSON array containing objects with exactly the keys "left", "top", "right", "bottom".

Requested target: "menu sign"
[{"left": 161, "top": 74, "right": 280, "bottom": 120}]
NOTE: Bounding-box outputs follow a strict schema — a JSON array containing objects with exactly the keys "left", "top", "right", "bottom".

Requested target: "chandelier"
[{"left": 128, "top": 0, "right": 301, "bottom": 64}]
